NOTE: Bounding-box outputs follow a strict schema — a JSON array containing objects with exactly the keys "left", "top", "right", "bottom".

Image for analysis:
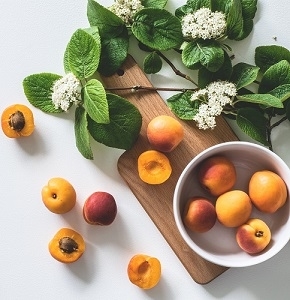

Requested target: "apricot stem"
[
  {"left": 105, "top": 85, "right": 197, "bottom": 92},
  {"left": 255, "top": 230, "right": 264, "bottom": 237}
]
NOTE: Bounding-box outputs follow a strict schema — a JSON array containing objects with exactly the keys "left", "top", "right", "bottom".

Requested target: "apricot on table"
[
  {"left": 146, "top": 115, "right": 184, "bottom": 152},
  {"left": 216, "top": 190, "right": 252, "bottom": 227},
  {"left": 41, "top": 177, "right": 76, "bottom": 214},
  {"left": 248, "top": 170, "right": 287, "bottom": 213},
  {"left": 83, "top": 191, "right": 117, "bottom": 225},
  {"left": 198, "top": 155, "right": 236, "bottom": 197},
  {"left": 138, "top": 150, "right": 172, "bottom": 184},
  {"left": 48, "top": 228, "right": 85, "bottom": 263},
  {"left": 1, "top": 104, "right": 35, "bottom": 138},
  {"left": 236, "top": 218, "right": 271, "bottom": 254},
  {"left": 183, "top": 197, "right": 217, "bottom": 233},
  {"left": 127, "top": 254, "right": 161, "bottom": 289}
]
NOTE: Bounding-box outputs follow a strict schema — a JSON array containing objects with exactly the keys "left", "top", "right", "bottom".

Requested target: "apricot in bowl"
[{"left": 173, "top": 141, "right": 290, "bottom": 267}]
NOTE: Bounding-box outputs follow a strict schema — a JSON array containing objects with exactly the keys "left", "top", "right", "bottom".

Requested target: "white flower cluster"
[
  {"left": 192, "top": 81, "right": 237, "bottom": 130},
  {"left": 182, "top": 7, "right": 227, "bottom": 40},
  {"left": 109, "top": 0, "right": 144, "bottom": 25},
  {"left": 51, "top": 73, "right": 81, "bottom": 112}
]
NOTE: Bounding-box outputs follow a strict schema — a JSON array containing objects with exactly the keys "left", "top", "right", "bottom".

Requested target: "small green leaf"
[
  {"left": 236, "top": 94, "right": 283, "bottom": 108},
  {"left": 198, "top": 51, "right": 233, "bottom": 87},
  {"left": 182, "top": 40, "right": 224, "bottom": 72},
  {"left": 83, "top": 79, "right": 109, "bottom": 124},
  {"left": 175, "top": 0, "right": 210, "bottom": 18},
  {"left": 143, "top": 52, "right": 162, "bottom": 74},
  {"left": 88, "top": 93, "right": 142, "bottom": 150},
  {"left": 259, "top": 60, "right": 290, "bottom": 94},
  {"left": 268, "top": 84, "right": 290, "bottom": 102},
  {"left": 236, "top": 107, "right": 269, "bottom": 145},
  {"left": 167, "top": 91, "right": 198, "bottom": 120},
  {"left": 132, "top": 8, "right": 183, "bottom": 51},
  {"left": 87, "top": 0, "right": 129, "bottom": 76},
  {"left": 143, "top": 0, "right": 168, "bottom": 8},
  {"left": 23, "top": 73, "right": 62, "bottom": 113},
  {"left": 74, "top": 106, "right": 93, "bottom": 160},
  {"left": 226, "top": 0, "right": 244, "bottom": 40},
  {"left": 230, "top": 62, "right": 259, "bottom": 90},
  {"left": 66, "top": 28, "right": 101, "bottom": 79},
  {"left": 255, "top": 45, "right": 290, "bottom": 73}
]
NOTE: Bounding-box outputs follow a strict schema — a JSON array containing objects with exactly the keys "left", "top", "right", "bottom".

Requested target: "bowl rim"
[{"left": 173, "top": 141, "right": 290, "bottom": 267}]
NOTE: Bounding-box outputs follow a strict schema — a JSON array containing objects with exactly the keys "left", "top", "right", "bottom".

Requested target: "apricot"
[
  {"left": 183, "top": 197, "right": 217, "bottom": 233},
  {"left": 41, "top": 177, "right": 76, "bottom": 214},
  {"left": 127, "top": 254, "right": 161, "bottom": 289},
  {"left": 48, "top": 228, "right": 85, "bottom": 263},
  {"left": 198, "top": 155, "right": 236, "bottom": 197},
  {"left": 236, "top": 218, "right": 271, "bottom": 254},
  {"left": 216, "top": 190, "right": 252, "bottom": 227},
  {"left": 83, "top": 191, "right": 117, "bottom": 225},
  {"left": 1, "top": 104, "right": 35, "bottom": 138},
  {"left": 137, "top": 150, "right": 172, "bottom": 184},
  {"left": 248, "top": 170, "right": 287, "bottom": 213},
  {"left": 146, "top": 115, "right": 184, "bottom": 152}
]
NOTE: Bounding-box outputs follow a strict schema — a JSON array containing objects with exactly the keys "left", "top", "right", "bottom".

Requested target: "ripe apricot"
[
  {"left": 1, "top": 104, "right": 35, "bottom": 138},
  {"left": 198, "top": 155, "right": 236, "bottom": 197},
  {"left": 183, "top": 197, "right": 217, "bottom": 233},
  {"left": 127, "top": 254, "right": 161, "bottom": 289},
  {"left": 41, "top": 177, "right": 76, "bottom": 214},
  {"left": 48, "top": 228, "right": 85, "bottom": 263},
  {"left": 236, "top": 218, "right": 271, "bottom": 254},
  {"left": 146, "top": 115, "right": 184, "bottom": 152},
  {"left": 216, "top": 190, "right": 252, "bottom": 227},
  {"left": 83, "top": 191, "right": 117, "bottom": 225},
  {"left": 138, "top": 150, "right": 172, "bottom": 184},
  {"left": 249, "top": 170, "right": 287, "bottom": 213}
]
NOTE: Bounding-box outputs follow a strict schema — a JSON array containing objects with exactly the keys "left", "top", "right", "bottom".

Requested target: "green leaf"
[
  {"left": 143, "top": 0, "right": 168, "bottom": 8},
  {"left": 198, "top": 51, "right": 233, "bottom": 87},
  {"left": 226, "top": 0, "right": 244, "bottom": 40},
  {"left": 236, "top": 107, "right": 269, "bottom": 145},
  {"left": 236, "top": 94, "right": 283, "bottom": 108},
  {"left": 83, "top": 79, "right": 109, "bottom": 124},
  {"left": 143, "top": 52, "right": 162, "bottom": 74},
  {"left": 88, "top": 93, "right": 142, "bottom": 150},
  {"left": 230, "top": 62, "right": 259, "bottom": 90},
  {"left": 23, "top": 73, "right": 62, "bottom": 113},
  {"left": 182, "top": 40, "right": 224, "bottom": 72},
  {"left": 66, "top": 28, "right": 101, "bottom": 79},
  {"left": 74, "top": 106, "right": 93, "bottom": 160},
  {"left": 268, "top": 84, "right": 290, "bottom": 102},
  {"left": 87, "top": 0, "right": 129, "bottom": 76},
  {"left": 176, "top": 0, "right": 210, "bottom": 18},
  {"left": 259, "top": 60, "right": 290, "bottom": 94},
  {"left": 167, "top": 91, "right": 198, "bottom": 120},
  {"left": 132, "top": 8, "right": 183, "bottom": 51},
  {"left": 255, "top": 45, "right": 290, "bottom": 73}
]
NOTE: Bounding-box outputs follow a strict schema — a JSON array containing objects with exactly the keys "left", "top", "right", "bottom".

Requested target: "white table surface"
[{"left": 1, "top": 1, "right": 290, "bottom": 299}]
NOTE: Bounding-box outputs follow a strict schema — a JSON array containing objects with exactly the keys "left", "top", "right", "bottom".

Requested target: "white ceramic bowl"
[{"left": 173, "top": 141, "right": 290, "bottom": 267}]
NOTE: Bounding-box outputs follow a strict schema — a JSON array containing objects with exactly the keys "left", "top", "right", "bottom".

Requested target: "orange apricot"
[
  {"left": 147, "top": 115, "right": 184, "bottom": 152},
  {"left": 48, "top": 228, "right": 85, "bottom": 263},
  {"left": 41, "top": 177, "right": 76, "bottom": 214},
  {"left": 137, "top": 150, "right": 172, "bottom": 184},
  {"left": 127, "top": 254, "right": 161, "bottom": 289},
  {"left": 1, "top": 104, "right": 35, "bottom": 138}
]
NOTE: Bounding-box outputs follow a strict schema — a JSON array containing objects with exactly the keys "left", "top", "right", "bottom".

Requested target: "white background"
[{"left": 1, "top": 1, "right": 290, "bottom": 299}]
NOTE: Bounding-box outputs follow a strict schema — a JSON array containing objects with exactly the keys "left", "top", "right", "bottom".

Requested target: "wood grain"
[{"left": 101, "top": 55, "right": 239, "bottom": 284}]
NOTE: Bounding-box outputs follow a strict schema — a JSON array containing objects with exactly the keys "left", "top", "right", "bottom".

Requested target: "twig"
[
  {"left": 156, "top": 51, "right": 198, "bottom": 86},
  {"left": 105, "top": 85, "right": 197, "bottom": 92}
]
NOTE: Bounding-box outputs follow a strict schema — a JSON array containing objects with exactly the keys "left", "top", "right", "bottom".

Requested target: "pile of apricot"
[{"left": 183, "top": 155, "right": 288, "bottom": 254}]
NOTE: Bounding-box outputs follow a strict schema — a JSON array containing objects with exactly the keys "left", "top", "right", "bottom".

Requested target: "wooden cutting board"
[{"left": 101, "top": 55, "right": 239, "bottom": 284}]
